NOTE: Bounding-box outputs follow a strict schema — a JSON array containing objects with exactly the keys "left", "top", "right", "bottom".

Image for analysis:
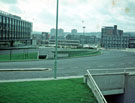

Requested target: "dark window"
[{"left": 0, "top": 15, "right": 2, "bottom": 23}]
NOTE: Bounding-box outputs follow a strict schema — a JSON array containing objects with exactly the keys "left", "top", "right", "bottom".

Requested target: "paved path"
[{"left": 0, "top": 50, "right": 135, "bottom": 80}]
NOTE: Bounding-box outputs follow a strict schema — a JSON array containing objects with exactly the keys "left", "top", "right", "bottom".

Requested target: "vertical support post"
[{"left": 54, "top": 0, "right": 59, "bottom": 79}]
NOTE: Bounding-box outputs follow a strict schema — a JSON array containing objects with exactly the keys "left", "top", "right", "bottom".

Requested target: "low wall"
[{"left": 85, "top": 69, "right": 135, "bottom": 103}]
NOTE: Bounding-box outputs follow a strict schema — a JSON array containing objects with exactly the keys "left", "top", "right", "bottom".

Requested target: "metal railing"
[{"left": 86, "top": 70, "right": 107, "bottom": 103}]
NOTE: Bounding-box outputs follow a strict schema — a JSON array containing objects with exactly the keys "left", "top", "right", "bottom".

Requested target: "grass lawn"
[
  {"left": 0, "top": 52, "right": 38, "bottom": 61},
  {"left": 54, "top": 49, "right": 101, "bottom": 58},
  {"left": 0, "top": 78, "right": 97, "bottom": 103}
]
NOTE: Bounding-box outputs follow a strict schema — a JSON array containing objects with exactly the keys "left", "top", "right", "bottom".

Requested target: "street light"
[
  {"left": 82, "top": 20, "right": 86, "bottom": 47},
  {"left": 82, "top": 26, "right": 86, "bottom": 47},
  {"left": 54, "top": 0, "right": 59, "bottom": 79}
]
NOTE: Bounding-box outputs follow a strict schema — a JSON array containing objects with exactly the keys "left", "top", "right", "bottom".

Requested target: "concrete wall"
[
  {"left": 124, "top": 73, "right": 135, "bottom": 103},
  {"left": 87, "top": 72, "right": 135, "bottom": 103},
  {"left": 93, "top": 74, "right": 125, "bottom": 91}
]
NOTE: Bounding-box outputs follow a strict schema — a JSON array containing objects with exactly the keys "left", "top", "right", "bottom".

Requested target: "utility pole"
[{"left": 54, "top": 0, "right": 59, "bottom": 79}]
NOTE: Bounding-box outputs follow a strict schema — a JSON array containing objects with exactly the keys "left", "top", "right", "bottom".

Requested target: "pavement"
[{"left": 0, "top": 75, "right": 83, "bottom": 83}]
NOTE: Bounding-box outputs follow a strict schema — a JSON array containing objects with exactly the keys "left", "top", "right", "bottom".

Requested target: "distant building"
[
  {"left": 42, "top": 32, "right": 49, "bottom": 40},
  {"left": 71, "top": 29, "right": 77, "bottom": 35},
  {"left": 101, "top": 25, "right": 131, "bottom": 49},
  {"left": 50, "top": 28, "right": 64, "bottom": 36},
  {"left": 50, "top": 28, "right": 56, "bottom": 36},
  {"left": 49, "top": 39, "right": 80, "bottom": 48},
  {"left": 0, "top": 10, "right": 32, "bottom": 47},
  {"left": 129, "top": 36, "right": 135, "bottom": 48},
  {"left": 58, "top": 28, "right": 64, "bottom": 36},
  {"left": 66, "top": 34, "right": 98, "bottom": 45}
]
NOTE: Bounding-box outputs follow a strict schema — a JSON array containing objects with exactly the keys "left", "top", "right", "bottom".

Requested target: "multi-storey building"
[
  {"left": 101, "top": 25, "right": 131, "bottom": 49},
  {"left": 0, "top": 10, "right": 32, "bottom": 47}
]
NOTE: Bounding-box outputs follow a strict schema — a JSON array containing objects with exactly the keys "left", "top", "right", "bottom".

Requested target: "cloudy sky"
[{"left": 0, "top": 0, "right": 135, "bottom": 32}]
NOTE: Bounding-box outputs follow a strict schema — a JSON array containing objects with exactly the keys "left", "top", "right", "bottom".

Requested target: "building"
[
  {"left": 31, "top": 32, "right": 50, "bottom": 46},
  {"left": 50, "top": 28, "right": 56, "bottom": 36},
  {"left": 49, "top": 39, "right": 80, "bottom": 48},
  {"left": 58, "top": 28, "right": 64, "bottom": 36},
  {"left": 42, "top": 32, "right": 49, "bottom": 40},
  {"left": 101, "top": 25, "right": 130, "bottom": 49},
  {"left": 0, "top": 10, "right": 32, "bottom": 47},
  {"left": 50, "top": 28, "right": 64, "bottom": 36},
  {"left": 71, "top": 29, "right": 77, "bottom": 35},
  {"left": 66, "top": 34, "right": 98, "bottom": 45},
  {"left": 128, "top": 36, "right": 135, "bottom": 48}
]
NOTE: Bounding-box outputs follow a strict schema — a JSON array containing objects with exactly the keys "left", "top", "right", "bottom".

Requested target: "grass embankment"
[
  {"left": 0, "top": 52, "right": 38, "bottom": 61},
  {"left": 0, "top": 78, "right": 97, "bottom": 103},
  {"left": 56, "top": 49, "right": 101, "bottom": 58}
]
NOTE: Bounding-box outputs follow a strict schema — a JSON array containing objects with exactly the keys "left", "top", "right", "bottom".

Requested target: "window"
[
  {"left": 0, "top": 15, "right": 2, "bottom": 23},
  {"left": 3, "top": 16, "right": 5, "bottom": 23}
]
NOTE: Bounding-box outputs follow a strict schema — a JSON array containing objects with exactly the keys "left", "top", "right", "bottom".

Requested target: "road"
[{"left": 0, "top": 49, "right": 135, "bottom": 80}]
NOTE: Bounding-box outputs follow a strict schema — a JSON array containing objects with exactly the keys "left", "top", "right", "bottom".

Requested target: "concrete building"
[
  {"left": 50, "top": 28, "right": 56, "bottom": 36},
  {"left": 71, "top": 29, "right": 77, "bottom": 35},
  {"left": 66, "top": 34, "right": 98, "bottom": 45},
  {"left": 58, "top": 28, "right": 64, "bottom": 36},
  {"left": 101, "top": 25, "right": 130, "bottom": 49},
  {"left": 128, "top": 36, "right": 135, "bottom": 48},
  {"left": 49, "top": 39, "right": 80, "bottom": 48},
  {"left": 50, "top": 28, "right": 64, "bottom": 36},
  {"left": 0, "top": 10, "right": 32, "bottom": 47}
]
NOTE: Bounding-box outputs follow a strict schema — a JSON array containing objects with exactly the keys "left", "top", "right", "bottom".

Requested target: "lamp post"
[
  {"left": 82, "top": 26, "right": 86, "bottom": 47},
  {"left": 54, "top": 0, "right": 59, "bottom": 79}
]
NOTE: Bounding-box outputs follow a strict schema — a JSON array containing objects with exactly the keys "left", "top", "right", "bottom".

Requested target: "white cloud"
[{"left": 0, "top": 0, "right": 135, "bottom": 32}]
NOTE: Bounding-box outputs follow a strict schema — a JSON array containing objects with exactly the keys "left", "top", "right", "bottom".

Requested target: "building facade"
[
  {"left": 101, "top": 25, "right": 131, "bottom": 49},
  {"left": 0, "top": 10, "right": 32, "bottom": 47},
  {"left": 49, "top": 39, "right": 80, "bottom": 48},
  {"left": 71, "top": 29, "right": 77, "bottom": 35}
]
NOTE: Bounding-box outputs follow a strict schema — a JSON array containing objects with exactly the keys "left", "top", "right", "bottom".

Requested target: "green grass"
[
  {"left": 0, "top": 52, "right": 38, "bottom": 61},
  {"left": 53, "top": 49, "right": 101, "bottom": 58},
  {"left": 0, "top": 78, "right": 97, "bottom": 103}
]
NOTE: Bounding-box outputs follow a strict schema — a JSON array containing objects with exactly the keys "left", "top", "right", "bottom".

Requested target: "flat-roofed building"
[
  {"left": 101, "top": 25, "right": 130, "bottom": 49},
  {"left": 49, "top": 39, "right": 80, "bottom": 48},
  {"left": 0, "top": 10, "right": 32, "bottom": 47}
]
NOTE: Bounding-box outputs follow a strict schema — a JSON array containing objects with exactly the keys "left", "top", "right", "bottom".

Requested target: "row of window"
[
  {"left": 102, "top": 40, "right": 128, "bottom": 42},
  {"left": 0, "top": 15, "right": 32, "bottom": 28},
  {"left": 102, "top": 37, "right": 128, "bottom": 40},
  {"left": 0, "top": 25, "right": 31, "bottom": 32},
  {"left": 0, "top": 32, "right": 30, "bottom": 39}
]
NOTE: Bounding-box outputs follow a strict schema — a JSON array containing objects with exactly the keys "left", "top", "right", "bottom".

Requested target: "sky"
[{"left": 0, "top": 0, "right": 135, "bottom": 32}]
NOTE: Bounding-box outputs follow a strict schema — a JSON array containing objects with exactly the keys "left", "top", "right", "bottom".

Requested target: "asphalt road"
[{"left": 0, "top": 49, "right": 135, "bottom": 80}]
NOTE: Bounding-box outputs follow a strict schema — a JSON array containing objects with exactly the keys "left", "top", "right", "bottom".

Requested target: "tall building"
[
  {"left": 50, "top": 28, "right": 64, "bottom": 36},
  {"left": 71, "top": 29, "right": 77, "bottom": 35},
  {"left": 50, "top": 28, "right": 56, "bottom": 36},
  {"left": 58, "top": 28, "right": 64, "bottom": 36},
  {"left": 0, "top": 10, "right": 32, "bottom": 47}
]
